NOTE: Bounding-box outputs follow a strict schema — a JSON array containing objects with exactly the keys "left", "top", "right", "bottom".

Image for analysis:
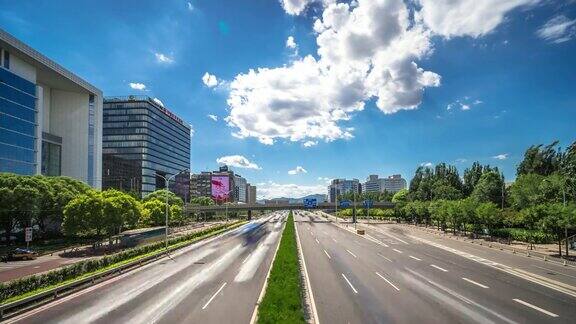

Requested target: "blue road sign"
[
  {"left": 339, "top": 200, "right": 351, "bottom": 208},
  {"left": 363, "top": 200, "right": 373, "bottom": 208},
  {"left": 303, "top": 198, "right": 318, "bottom": 208}
]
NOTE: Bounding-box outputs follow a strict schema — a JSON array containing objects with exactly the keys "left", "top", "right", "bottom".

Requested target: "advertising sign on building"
[
  {"left": 339, "top": 200, "right": 351, "bottom": 208},
  {"left": 211, "top": 175, "right": 230, "bottom": 202}
]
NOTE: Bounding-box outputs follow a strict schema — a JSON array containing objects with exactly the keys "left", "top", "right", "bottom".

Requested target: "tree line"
[
  {"left": 340, "top": 140, "right": 576, "bottom": 257},
  {"left": 0, "top": 173, "right": 217, "bottom": 247}
]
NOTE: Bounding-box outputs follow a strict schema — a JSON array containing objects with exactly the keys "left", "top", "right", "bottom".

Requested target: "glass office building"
[
  {"left": 1, "top": 28, "right": 103, "bottom": 186},
  {"left": 102, "top": 96, "right": 191, "bottom": 200}
]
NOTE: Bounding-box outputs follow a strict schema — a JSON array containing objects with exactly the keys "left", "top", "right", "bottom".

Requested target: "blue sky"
[{"left": 1, "top": 0, "right": 575, "bottom": 198}]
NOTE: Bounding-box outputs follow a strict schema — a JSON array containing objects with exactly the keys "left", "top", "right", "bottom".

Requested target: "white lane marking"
[
  {"left": 513, "top": 299, "right": 559, "bottom": 317},
  {"left": 322, "top": 231, "right": 328, "bottom": 235},
  {"left": 332, "top": 238, "right": 338, "bottom": 243},
  {"left": 324, "top": 250, "right": 332, "bottom": 259},
  {"left": 366, "top": 234, "right": 389, "bottom": 247},
  {"left": 346, "top": 249, "right": 357, "bottom": 258},
  {"left": 202, "top": 282, "right": 227, "bottom": 310},
  {"left": 294, "top": 217, "right": 320, "bottom": 324},
  {"left": 341, "top": 273, "right": 358, "bottom": 294},
  {"left": 235, "top": 230, "right": 281, "bottom": 282},
  {"left": 533, "top": 265, "right": 576, "bottom": 280},
  {"left": 375, "top": 272, "right": 400, "bottom": 291},
  {"left": 377, "top": 252, "right": 392, "bottom": 262},
  {"left": 242, "top": 253, "right": 251, "bottom": 264},
  {"left": 393, "top": 248, "right": 403, "bottom": 254},
  {"left": 430, "top": 264, "right": 448, "bottom": 272},
  {"left": 462, "top": 277, "right": 489, "bottom": 289},
  {"left": 409, "top": 255, "right": 421, "bottom": 261},
  {"left": 315, "top": 238, "right": 320, "bottom": 244},
  {"left": 369, "top": 226, "right": 409, "bottom": 244},
  {"left": 409, "top": 234, "right": 576, "bottom": 298}
]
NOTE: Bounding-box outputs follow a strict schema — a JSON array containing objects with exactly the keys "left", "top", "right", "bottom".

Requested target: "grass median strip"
[
  {"left": 0, "top": 221, "right": 246, "bottom": 306},
  {"left": 257, "top": 212, "right": 306, "bottom": 324}
]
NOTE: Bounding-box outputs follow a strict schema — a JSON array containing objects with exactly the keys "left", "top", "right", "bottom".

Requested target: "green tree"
[
  {"left": 538, "top": 203, "right": 567, "bottom": 257},
  {"left": 509, "top": 174, "right": 545, "bottom": 210},
  {"left": 141, "top": 198, "right": 169, "bottom": 226},
  {"left": 62, "top": 191, "right": 105, "bottom": 246},
  {"left": 143, "top": 189, "right": 183, "bottom": 206},
  {"left": 476, "top": 202, "right": 502, "bottom": 237},
  {"left": 432, "top": 179, "right": 463, "bottom": 200},
  {"left": 429, "top": 200, "right": 449, "bottom": 231},
  {"left": 170, "top": 204, "right": 184, "bottom": 226},
  {"left": 101, "top": 190, "right": 142, "bottom": 239},
  {"left": 392, "top": 189, "right": 409, "bottom": 203},
  {"left": 470, "top": 171, "right": 504, "bottom": 205},
  {"left": 517, "top": 141, "right": 563, "bottom": 177}
]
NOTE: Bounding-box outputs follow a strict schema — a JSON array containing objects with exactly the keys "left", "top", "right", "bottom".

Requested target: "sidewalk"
[{"left": 0, "top": 222, "right": 225, "bottom": 282}]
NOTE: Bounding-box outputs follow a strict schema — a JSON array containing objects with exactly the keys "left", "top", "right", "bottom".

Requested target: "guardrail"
[{"left": 0, "top": 222, "right": 244, "bottom": 319}]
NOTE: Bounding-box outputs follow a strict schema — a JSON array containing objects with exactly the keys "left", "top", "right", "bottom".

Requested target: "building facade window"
[
  {"left": 87, "top": 94, "right": 95, "bottom": 186},
  {"left": 0, "top": 66, "right": 37, "bottom": 175},
  {"left": 3, "top": 49, "right": 9, "bottom": 69},
  {"left": 41, "top": 141, "right": 61, "bottom": 176}
]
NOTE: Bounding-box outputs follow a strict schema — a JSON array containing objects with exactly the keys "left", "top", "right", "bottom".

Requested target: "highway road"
[
  {"left": 6, "top": 212, "right": 287, "bottom": 324},
  {"left": 295, "top": 210, "right": 576, "bottom": 324}
]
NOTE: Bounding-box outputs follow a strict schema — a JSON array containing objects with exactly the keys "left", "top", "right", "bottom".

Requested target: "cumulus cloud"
[
  {"left": 202, "top": 72, "right": 219, "bottom": 87},
  {"left": 279, "top": 0, "right": 318, "bottom": 15},
  {"left": 227, "top": 0, "right": 440, "bottom": 145},
  {"left": 257, "top": 181, "right": 325, "bottom": 199},
  {"left": 129, "top": 82, "right": 146, "bottom": 90},
  {"left": 288, "top": 166, "right": 308, "bottom": 175},
  {"left": 286, "top": 36, "right": 297, "bottom": 49},
  {"left": 420, "top": 162, "right": 433, "bottom": 167},
  {"left": 447, "top": 97, "right": 481, "bottom": 111},
  {"left": 536, "top": 15, "right": 576, "bottom": 43},
  {"left": 303, "top": 140, "right": 318, "bottom": 147},
  {"left": 154, "top": 52, "right": 174, "bottom": 64},
  {"left": 152, "top": 98, "right": 164, "bottom": 107},
  {"left": 207, "top": 114, "right": 218, "bottom": 121},
  {"left": 455, "top": 158, "right": 468, "bottom": 163},
  {"left": 461, "top": 104, "right": 470, "bottom": 111},
  {"left": 187, "top": 1, "right": 194, "bottom": 11},
  {"left": 493, "top": 153, "right": 509, "bottom": 160},
  {"left": 417, "top": 0, "right": 540, "bottom": 38},
  {"left": 216, "top": 155, "right": 261, "bottom": 169}
]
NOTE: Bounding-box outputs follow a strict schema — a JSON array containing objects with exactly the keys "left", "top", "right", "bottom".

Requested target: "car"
[{"left": 5, "top": 248, "right": 38, "bottom": 261}]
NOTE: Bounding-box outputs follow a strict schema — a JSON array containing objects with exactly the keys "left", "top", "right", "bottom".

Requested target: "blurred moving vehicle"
[{"left": 2, "top": 248, "right": 38, "bottom": 261}]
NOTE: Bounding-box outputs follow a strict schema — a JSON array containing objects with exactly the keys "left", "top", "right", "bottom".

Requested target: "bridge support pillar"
[{"left": 247, "top": 209, "right": 252, "bottom": 220}]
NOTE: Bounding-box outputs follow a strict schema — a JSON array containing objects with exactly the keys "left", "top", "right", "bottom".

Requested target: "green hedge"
[
  {"left": 258, "top": 212, "right": 305, "bottom": 324},
  {"left": 0, "top": 221, "right": 243, "bottom": 303},
  {"left": 490, "top": 228, "right": 555, "bottom": 244}
]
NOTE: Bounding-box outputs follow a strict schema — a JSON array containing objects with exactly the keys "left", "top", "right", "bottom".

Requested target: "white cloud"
[
  {"left": 473, "top": 99, "right": 483, "bottom": 105},
  {"left": 257, "top": 181, "right": 325, "bottom": 199},
  {"left": 417, "top": 0, "right": 540, "bottom": 38},
  {"left": 420, "top": 162, "right": 433, "bottom": 167},
  {"left": 189, "top": 124, "right": 195, "bottom": 138},
  {"left": 455, "top": 158, "right": 467, "bottom": 163},
  {"left": 461, "top": 104, "right": 470, "bottom": 111},
  {"left": 536, "top": 15, "right": 576, "bottom": 43},
  {"left": 129, "top": 82, "right": 146, "bottom": 90},
  {"left": 187, "top": 1, "right": 194, "bottom": 11},
  {"left": 286, "top": 36, "right": 297, "bottom": 49},
  {"left": 202, "top": 72, "right": 219, "bottom": 87},
  {"left": 227, "top": 0, "right": 440, "bottom": 146},
  {"left": 216, "top": 155, "right": 261, "bottom": 169},
  {"left": 279, "top": 0, "right": 318, "bottom": 15},
  {"left": 207, "top": 114, "right": 218, "bottom": 121},
  {"left": 493, "top": 153, "right": 509, "bottom": 160},
  {"left": 155, "top": 52, "right": 174, "bottom": 64},
  {"left": 303, "top": 140, "right": 318, "bottom": 147},
  {"left": 152, "top": 98, "right": 164, "bottom": 107},
  {"left": 288, "top": 166, "right": 308, "bottom": 175}
]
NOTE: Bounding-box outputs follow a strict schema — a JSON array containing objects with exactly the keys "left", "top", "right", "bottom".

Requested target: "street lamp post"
[{"left": 156, "top": 168, "right": 189, "bottom": 253}]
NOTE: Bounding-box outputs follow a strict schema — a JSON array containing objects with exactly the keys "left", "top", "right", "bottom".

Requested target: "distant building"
[
  {"left": 363, "top": 175, "right": 383, "bottom": 193},
  {"left": 101, "top": 96, "right": 191, "bottom": 200},
  {"left": 0, "top": 28, "right": 102, "bottom": 187},
  {"left": 328, "top": 178, "right": 361, "bottom": 203},
  {"left": 247, "top": 185, "right": 257, "bottom": 204},
  {"left": 382, "top": 174, "right": 407, "bottom": 193},
  {"left": 264, "top": 198, "right": 289, "bottom": 205},
  {"left": 190, "top": 172, "right": 211, "bottom": 198},
  {"left": 234, "top": 174, "right": 247, "bottom": 203}
]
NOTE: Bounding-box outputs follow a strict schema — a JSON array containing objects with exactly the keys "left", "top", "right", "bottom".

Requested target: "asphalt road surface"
[
  {"left": 295, "top": 210, "right": 576, "bottom": 324},
  {"left": 6, "top": 212, "right": 287, "bottom": 324}
]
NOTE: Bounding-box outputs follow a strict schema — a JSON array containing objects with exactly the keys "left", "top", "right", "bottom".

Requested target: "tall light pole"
[{"left": 156, "top": 168, "right": 189, "bottom": 253}]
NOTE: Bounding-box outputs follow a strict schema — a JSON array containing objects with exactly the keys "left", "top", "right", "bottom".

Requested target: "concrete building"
[
  {"left": 102, "top": 96, "right": 190, "bottom": 199},
  {"left": 190, "top": 172, "right": 212, "bottom": 198},
  {"left": 382, "top": 174, "right": 407, "bottom": 193},
  {"left": 0, "top": 28, "right": 103, "bottom": 187},
  {"left": 328, "top": 178, "right": 361, "bottom": 203},
  {"left": 246, "top": 184, "right": 257, "bottom": 204},
  {"left": 363, "top": 175, "right": 383, "bottom": 193},
  {"left": 234, "top": 174, "right": 247, "bottom": 203}
]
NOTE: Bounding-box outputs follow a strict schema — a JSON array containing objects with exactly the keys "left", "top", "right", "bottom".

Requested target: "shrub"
[{"left": 490, "top": 228, "right": 555, "bottom": 244}]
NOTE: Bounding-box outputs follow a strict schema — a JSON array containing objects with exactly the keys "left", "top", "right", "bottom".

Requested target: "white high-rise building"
[
  {"left": 363, "top": 174, "right": 407, "bottom": 194},
  {"left": 0, "top": 28, "right": 103, "bottom": 188}
]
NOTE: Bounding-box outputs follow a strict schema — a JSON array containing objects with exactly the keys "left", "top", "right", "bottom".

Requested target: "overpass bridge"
[{"left": 185, "top": 201, "right": 395, "bottom": 218}]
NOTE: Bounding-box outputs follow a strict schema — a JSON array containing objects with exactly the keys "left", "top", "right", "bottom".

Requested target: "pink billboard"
[{"left": 211, "top": 175, "right": 230, "bottom": 202}]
